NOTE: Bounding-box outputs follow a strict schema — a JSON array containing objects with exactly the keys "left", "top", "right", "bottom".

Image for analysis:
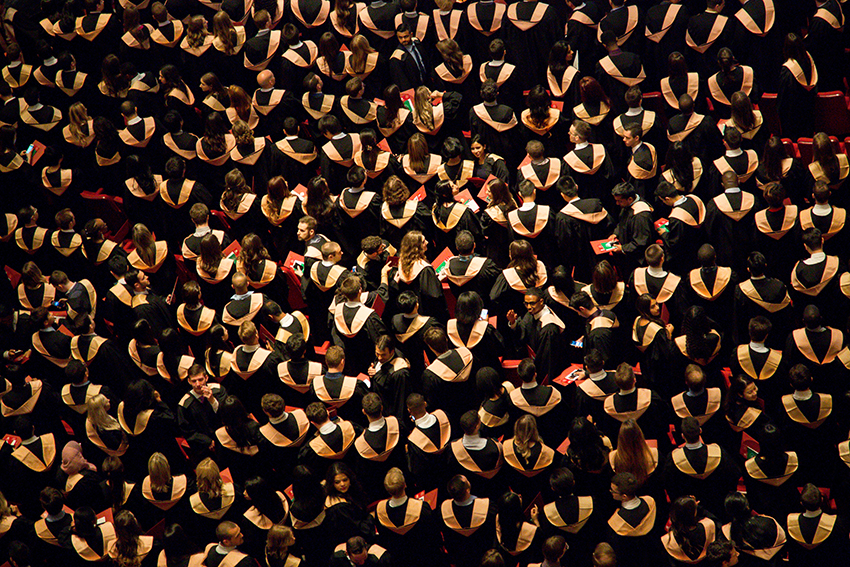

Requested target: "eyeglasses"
[{"left": 523, "top": 299, "right": 542, "bottom": 305}]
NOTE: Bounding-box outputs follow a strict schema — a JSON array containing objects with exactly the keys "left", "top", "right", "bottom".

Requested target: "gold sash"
[
  {"left": 781, "top": 394, "right": 832, "bottom": 428},
  {"left": 671, "top": 389, "right": 721, "bottom": 424},
  {"left": 11, "top": 433, "right": 56, "bottom": 472},
  {"left": 441, "top": 497, "right": 489, "bottom": 536},
  {"left": 689, "top": 267, "right": 731, "bottom": 300},
  {"left": 603, "top": 389, "right": 651, "bottom": 422},
  {"left": 189, "top": 483, "right": 235, "bottom": 519},
  {"left": 408, "top": 409, "right": 451, "bottom": 453},
  {"left": 633, "top": 268, "right": 680, "bottom": 303},
  {"left": 260, "top": 410, "right": 310, "bottom": 447},
  {"left": 354, "top": 417, "right": 400, "bottom": 461},
  {"left": 792, "top": 328, "right": 842, "bottom": 364},
  {"left": 450, "top": 440, "right": 503, "bottom": 479},
  {"left": 671, "top": 444, "right": 721, "bottom": 479},
  {"left": 787, "top": 513, "right": 836, "bottom": 549},
  {"left": 608, "top": 497, "right": 656, "bottom": 536},
  {"left": 745, "top": 453, "right": 798, "bottom": 486},
  {"left": 736, "top": 345, "right": 781, "bottom": 380}
]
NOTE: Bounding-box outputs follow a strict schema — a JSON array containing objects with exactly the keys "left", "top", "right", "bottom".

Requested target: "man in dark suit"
[{"left": 388, "top": 23, "right": 429, "bottom": 91}]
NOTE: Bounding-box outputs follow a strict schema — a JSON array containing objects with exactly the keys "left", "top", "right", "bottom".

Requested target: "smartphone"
[
  {"left": 50, "top": 300, "right": 63, "bottom": 309},
  {"left": 26, "top": 144, "right": 33, "bottom": 155},
  {"left": 479, "top": 308, "right": 488, "bottom": 321}
]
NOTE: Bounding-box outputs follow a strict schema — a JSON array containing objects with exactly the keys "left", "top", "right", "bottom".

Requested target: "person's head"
[
  {"left": 762, "top": 181, "right": 786, "bottom": 208},
  {"left": 569, "top": 120, "right": 591, "bottom": 145},
  {"left": 570, "top": 291, "right": 595, "bottom": 316},
  {"left": 305, "top": 402, "right": 330, "bottom": 426},
  {"left": 65, "top": 359, "right": 88, "bottom": 385},
  {"left": 480, "top": 79, "right": 498, "bottom": 103},
  {"left": 747, "top": 316, "right": 771, "bottom": 344},
  {"left": 447, "top": 474, "right": 471, "bottom": 502},
  {"left": 600, "top": 30, "right": 618, "bottom": 49},
  {"left": 321, "top": 241, "right": 342, "bottom": 263},
  {"left": 423, "top": 325, "right": 449, "bottom": 355},
  {"left": 611, "top": 182, "right": 637, "bottom": 208},
  {"left": 297, "top": 216, "right": 317, "bottom": 242},
  {"left": 694, "top": 244, "right": 716, "bottom": 269},
  {"left": 325, "top": 345, "right": 345, "bottom": 371},
  {"left": 624, "top": 86, "right": 642, "bottom": 109},
  {"left": 216, "top": 521, "right": 244, "bottom": 547},
  {"left": 801, "top": 227, "right": 823, "bottom": 254},
  {"left": 455, "top": 291, "right": 484, "bottom": 326},
  {"left": 361, "top": 393, "right": 383, "bottom": 421},
  {"left": 729, "top": 374, "right": 757, "bottom": 403},
  {"left": 195, "top": 458, "right": 222, "bottom": 496},
  {"left": 614, "top": 362, "right": 636, "bottom": 391},
  {"left": 522, "top": 288, "right": 545, "bottom": 317},
  {"left": 406, "top": 393, "right": 427, "bottom": 418},
  {"left": 621, "top": 125, "right": 642, "bottom": 148},
  {"left": 542, "top": 536, "right": 568, "bottom": 564},
  {"left": 384, "top": 467, "right": 406, "bottom": 497},
  {"left": 723, "top": 125, "right": 742, "bottom": 151},
  {"left": 803, "top": 304, "right": 822, "bottom": 329},
  {"left": 644, "top": 244, "right": 664, "bottom": 268},
  {"left": 460, "top": 409, "right": 481, "bottom": 436},
  {"left": 49, "top": 270, "right": 71, "bottom": 292},
  {"left": 345, "top": 537, "right": 370, "bottom": 566},
  {"left": 339, "top": 275, "right": 362, "bottom": 302},
  {"left": 40, "top": 486, "right": 65, "bottom": 515},
  {"left": 684, "top": 364, "right": 706, "bottom": 392},
  {"left": 746, "top": 251, "right": 766, "bottom": 277},
  {"left": 592, "top": 542, "right": 617, "bottom": 567},
  {"left": 395, "top": 22, "right": 413, "bottom": 46},
  {"left": 526, "top": 140, "right": 545, "bottom": 162},
  {"left": 610, "top": 472, "right": 638, "bottom": 501},
  {"left": 800, "top": 483, "right": 822, "bottom": 512},
  {"left": 187, "top": 364, "right": 208, "bottom": 396},
  {"left": 706, "top": 541, "right": 738, "bottom": 567},
  {"left": 396, "top": 290, "right": 419, "bottom": 315},
  {"left": 789, "top": 364, "right": 812, "bottom": 392},
  {"left": 516, "top": 358, "right": 537, "bottom": 384},
  {"left": 680, "top": 416, "right": 701, "bottom": 444},
  {"left": 489, "top": 38, "right": 506, "bottom": 60},
  {"left": 8, "top": 541, "right": 31, "bottom": 567}
]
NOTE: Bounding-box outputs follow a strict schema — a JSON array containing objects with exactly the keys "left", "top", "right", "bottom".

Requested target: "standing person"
[{"left": 608, "top": 182, "right": 654, "bottom": 276}]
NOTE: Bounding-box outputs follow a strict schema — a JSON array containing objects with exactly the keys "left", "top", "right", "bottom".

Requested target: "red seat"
[
  {"left": 797, "top": 136, "right": 842, "bottom": 165},
  {"left": 758, "top": 93, "right": 782, "bottom": 138},
  {"left": 280, "top": 264, "right": 307, "bottom": 310},
  {"left": 780, "top": 138, "right": 799, "bottom": 159},
  {"left": 815, "top": 91, "right": 850, "bottom": 138},
  {"left": 80, "top": 191, "right": 129, "bottom": 242}
]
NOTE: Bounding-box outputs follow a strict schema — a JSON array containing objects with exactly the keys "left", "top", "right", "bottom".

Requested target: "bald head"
[
  {"left": 257, "top": 70, "right": 275, "bottom": 89},
  {"left": 721, "top": 171, "right": 738, "bottom": 189},
  {"left": 232, "top": 272, "right": 248, "bottom": 294}
]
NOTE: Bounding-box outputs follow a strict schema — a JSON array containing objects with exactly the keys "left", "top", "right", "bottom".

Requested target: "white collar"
[
  {"left": 126, "top": 115, "right": 142, "bottom": 126},
  {"left": 804, "top": 251, "right": 826, "bottom": 265},
  {"left": 368, "top": 417, "right": 386, "bottom": 431},
  {"left": 673, "top": 196, "right": 687, "bottom": 207},
  {"left": 462, "top": 434, "right": 487, "bottom": 450},
  {"left": 625, "top": 107, "right": 643, "bottom": 116},
  {"left": 631, "top": 142, "right": 644, "bottom": 154},
  {"left": 590, "top": 370, "right": 607, "bottom": 381},
  {"left": 8, "top": 61, "right": 21, "bottom": 68},
  {"left": 725, "top": 187, "right": 741, "bottom": 193},
  {"left": 257, "top": 28, "right": 270, "bottom": 35},
  {"left": 749, "top": 341, "right": 769, "bottom": 353},
  {"left": 619, "top": 387, "right": 636, "bottom": 395},
  {"left": 521, "top": 381, "right": 538, "bottom": 389},
  {"left": 269, "top": 412, "right": 289, "bottom": 424},
  {"left": 27, "top": 103, "right": 43, "bottom": 111},
  {"left": 621, "top": 497, "right": 641, "bottom": 510},
  {"left": 726, "top": 148, "right": 744, "bottom": 158},
  {"left": 231, "top": 291, "right": 253, "bottom": 300},
  {"left": 574, "top": 141, "right": 589, "bottom": 151},
  {"left": 487, "top": 60, "right": 505, "bottom": 67},
  {"left": 685, "top": 441, "right": 704, "bottom": 450},
  {"left": 319, "top": 421, "right": 338, "bottom": 434},
  {"left": 812, "top": 203, "right": 832, "bottom": 216},
  {"left": 793, "top": 389, "right": 813, "bottom": 401},
  {"left": 21, "top": 435, "right": 38, "bottom": 445},
  {"left": 43, "top": 57, "right": 58, "bottom": 65},
  {"left": 332, "top": 132, "right": 346, "bottom": 140},
  {"left": 803, "top": 510, "right": 822, "bottom": 518},
  {"left": 388, "top": 495, "right": 408, "bottom": 507},
  {"left": 194, "top": 225, "right": 211, "bottom": 237},
  {"left": 288, "top": 41, "right": 304, "bottom": 49},
  {"left": 519, "top": 201, "right": 535, "bottom": 211},
  {"left": 279, "top": 314, "right": 294, "bottom": 327},
  {"left": 285, "top": 135, "right": 298, "bottom": 140},
  {"left": 216, "top": 545, "right": 237, "bottom": 555},
  {"left": 321, "top": 260, "right": 336, "bottom": 267},
  {"left": 415, "top": 413, "right": 436, "bottom": 428},
  {"left": 647, "top": 266, "right": 667, "bottom": 278},
  {"left": 242, "top": 344, "right": 259, "bottom": 353},
  {"left": 455, "top": 495, "right": 476, "bottom": 506}
]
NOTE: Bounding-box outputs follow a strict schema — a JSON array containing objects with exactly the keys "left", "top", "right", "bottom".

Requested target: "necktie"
[{"left": 409, "top": 44, "right": 426, "bottom": 81}]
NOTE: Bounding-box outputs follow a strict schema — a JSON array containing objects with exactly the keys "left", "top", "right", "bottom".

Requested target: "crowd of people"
[{"left": 0, "top": 0, "right": 849, "bottom": 566}]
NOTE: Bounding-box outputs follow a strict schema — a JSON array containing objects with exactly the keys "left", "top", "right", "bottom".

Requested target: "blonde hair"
[
  {"left": 69, "top": 103, "right": 91, "bottom": 143},
  {"left": 132, "top": 224, "right": 157, "bottom": 267},
  {"left": 266, "top": 525, "right": 296, "bottom": 559},
  {"left": 399, "top": 231, "right": 426, "bottom": 278},
  {"left": 612, "top": 419, "right": 654, "bottom": 484},
  {"left": 87, "top": 394, "right": 120, "bottom": 431},
  {"left": 186, "top": 15, "right": 209, "bottom": 48},
  {"left": 383, "top": 467, "right": 405, "bottom": 496},
  {"left": 147, "top": 453, "right": 172, "bottom": 492},
  {"left": 0, "top": 491, "right": 12, "bottom": 518},
  {"left": 231, "top": 119, "right": 254, "bottom": 146},
  {"left": 349, "top": 35, "right": 375, "bottom": 75},
  {"left": 413, "top": 87, "right": 435, "bottom": 131},
  {"left": 512, "top": 415, "right": 542, "bottom": 460},
  {"left": 196, "top": 458, "right": 223, "bottom": 497}
]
